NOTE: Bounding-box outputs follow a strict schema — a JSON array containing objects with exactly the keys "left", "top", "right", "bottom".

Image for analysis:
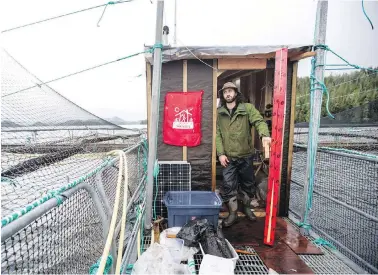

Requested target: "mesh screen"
[
  {"left": 1, "top": 188, "right": 103, "bottom": 274},
  {"left": 1, "top": 48, "right": 147, "bottom": 274},
  {"left": 1, "top": 49, "right": 123, "bottom": 131},
  {"left": 1, "top": 145, "right": 147, "bottom": 274},
  {"left": 290, "top": 123, "right": 378, "bottom": 273},
  {"left": 1, "top": 49, "right": 144, "bottom": 218}
]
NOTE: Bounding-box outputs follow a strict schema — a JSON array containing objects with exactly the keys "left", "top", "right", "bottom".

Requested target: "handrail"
[{"left": 291, "top": 180, "right": 378, "bottom": 222}]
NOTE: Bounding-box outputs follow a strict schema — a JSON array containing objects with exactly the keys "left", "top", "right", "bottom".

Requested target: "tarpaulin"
[{"left": 163, "top": 91, "right": 204, "bottom": 147}]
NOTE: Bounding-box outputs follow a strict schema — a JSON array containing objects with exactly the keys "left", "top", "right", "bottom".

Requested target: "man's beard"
[{"left": 225, "top": 94, "right": 236, "bottom": 103}]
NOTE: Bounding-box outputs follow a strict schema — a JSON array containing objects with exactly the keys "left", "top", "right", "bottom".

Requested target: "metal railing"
[{"left": 1, "top": 142, "right": 147, "bottom": 274}]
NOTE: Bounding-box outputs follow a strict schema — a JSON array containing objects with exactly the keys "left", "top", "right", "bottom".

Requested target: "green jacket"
[{"left": 216, "top": 103, "right": 270, "bottom": 158}]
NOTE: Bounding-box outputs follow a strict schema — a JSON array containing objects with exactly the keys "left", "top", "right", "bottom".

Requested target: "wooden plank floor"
[
  {"left": 222, "top": 217, "right": 316, "bottom": 274},
  {"left": 276, "top": 218, "right": 323, "bottom": 255}
]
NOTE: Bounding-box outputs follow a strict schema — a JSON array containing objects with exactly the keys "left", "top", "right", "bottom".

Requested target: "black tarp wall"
[{"left": 156, "top": 59, "right": 213, "bottom": 190}]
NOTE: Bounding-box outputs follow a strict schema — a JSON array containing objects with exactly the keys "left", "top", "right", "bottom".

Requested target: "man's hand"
[
  {"left": 262, "top": 137, "right": 272, "bottom": 159},
  {"left": 219, "top": 155, "right": 229, "bottom": 167}
]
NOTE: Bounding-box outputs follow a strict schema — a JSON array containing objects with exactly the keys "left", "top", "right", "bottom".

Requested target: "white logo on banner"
[{"left": 173, "top": 107, "right": 194, "bottom": 129}]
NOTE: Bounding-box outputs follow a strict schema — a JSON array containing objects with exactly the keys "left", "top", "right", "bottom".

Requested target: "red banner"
[{"left": 163, "top": 91, "right": 203, "bottom": 147}]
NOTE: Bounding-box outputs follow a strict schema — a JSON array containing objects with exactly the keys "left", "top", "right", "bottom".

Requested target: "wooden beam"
[
  {"left": 184, "top": 54, "right": 273, "bottom": 60},
  {"left": 286, "top": 62, "right": 298, "bottom": 209},
  {"left": 245, "top": 52, "right": 276, "bottom": 59},
  {"left": 183, "top": 60, "right": 188, "bottom": 161},
  {"left": 218, "top": 58, "right": 267, "bottom": 70},
  {"left": 146, "top": 62, "right": 152, "bottom": 140},
  {"left": 217, "top": 69, "right": 226, "bottom": 77},
  {"left": 290, "top": 51, "right": 316, "bottom": 61},
  {"left": 212, "top": 59, "right": 218, "bottom": 192}
]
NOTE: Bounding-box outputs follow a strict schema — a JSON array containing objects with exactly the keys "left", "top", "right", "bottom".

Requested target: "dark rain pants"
[{"left": 220, "top": 155, "right": 256, "bottom": 202}]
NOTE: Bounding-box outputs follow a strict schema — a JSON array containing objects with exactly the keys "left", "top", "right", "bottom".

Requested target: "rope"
[
  {"left": 313, "top": 238, "right": 336, "bottom": 249},
  {"left": 297, "top": 222, "right": 311, "bottom": 229},
  {"left": 307, "top": 45, "right": 378, "bottom": 120},
  {"left": 293, "top": 143, "right": 378, "bottom": 160},
  {"left": 361, "top": 0, "right": 374, "bottom": 30},
  {"left": 296, "top": 71, "right": 378, "bottom": 100},
  {"left": 176, "top": 38, "right": 218, "bottom": 71},
  {"left": 1, "top": 156, "right": 113, "bottom": 227},
  {"left": 2, "top": 50, "right": 150, "bottom": 98},
  {"left": 125, "top": 264, "right": 134, "bottom": 274},
  {"left": 314, "top": 45, "right": 378, "bottom": 73},
  {"left": 2, "top": 1, "right": 134, "bottom": 33},
  {"left": 97, "top": 150, "right": 129, "bottom": 275},
  {"left": 310, "top": 57, "right": 335, "bottom": 119},
  {"left": 1, "top": 176, "right": 17, "bottom": 187},
  {"left": 116, "top": 151, "right": 129, "bottom": 274},
  {"left": 97, "top": 1, "right": 133, "bottom": 27},
  {"left": 90, "top": 255, "right": 113, "bottom": 274}
]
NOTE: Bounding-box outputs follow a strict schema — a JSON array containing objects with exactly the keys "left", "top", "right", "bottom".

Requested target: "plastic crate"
[{"left": 163, "top": 191, "right": 222, "bottom": 228}]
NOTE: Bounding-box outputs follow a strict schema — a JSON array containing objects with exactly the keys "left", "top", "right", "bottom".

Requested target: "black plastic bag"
[
  {"left": 176, "top": 219, "right": 210, "bottom": 247},
  {"left": 199, "top": 226, "right": 233, "bottom": 258},
  {"left": 176, "top": 218, "right": 232, "bottom": 259}
]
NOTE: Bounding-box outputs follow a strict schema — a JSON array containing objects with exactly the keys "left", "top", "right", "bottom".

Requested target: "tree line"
[{"left": 295, "top": 68, "right": 378, "bottom": 123}]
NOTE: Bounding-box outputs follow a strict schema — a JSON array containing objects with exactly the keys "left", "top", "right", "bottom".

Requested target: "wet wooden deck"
[{"left": 222, "top": 216, "right": 323, "bottom": 274}]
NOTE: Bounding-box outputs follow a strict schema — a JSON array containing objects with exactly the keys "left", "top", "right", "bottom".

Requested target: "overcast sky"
[{"left": 1, "top": 0, "right": 377, "bottom": 121}]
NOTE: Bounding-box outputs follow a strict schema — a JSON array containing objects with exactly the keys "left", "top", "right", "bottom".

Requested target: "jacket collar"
[{"left": 218, "top": 103, "right": 247, "bottom": 116}]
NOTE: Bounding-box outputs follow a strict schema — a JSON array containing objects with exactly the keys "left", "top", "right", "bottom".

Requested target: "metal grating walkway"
[
  {"left": 283, "top": 217, "right": 358, "bottom": 274},
  {"left": 141, "top": 218, "right": 359, "bottom": 274},
  {"left": 143, "top": 236, "right": 268, "bottom": 274}
]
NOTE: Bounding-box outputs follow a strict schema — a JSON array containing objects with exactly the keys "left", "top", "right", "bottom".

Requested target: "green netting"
[
  {"left": 1, "top": 150, "right": 147, "bottom": 274},
  {"left": 1, "top": 49, "right": 145, "bottom": 219},
  {"left": 291, "top": 79, "right": 378, "bottom": 273},
  {"left": 1, "top": 48, "right": 148, "bottom": 274}
]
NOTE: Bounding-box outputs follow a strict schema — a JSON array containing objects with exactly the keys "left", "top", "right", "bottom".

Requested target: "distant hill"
[
  {"left": 1, "top": 120, "right": 22, "bottom": 127},
  {"left": 105, "top": 117, "right": 147, "bottom": 125},
  {"left": 1, "top": 117, "right": 148, "bottom": 128},
  {"left": 105, "top": 116, "right": 127, "bottom": 125}
]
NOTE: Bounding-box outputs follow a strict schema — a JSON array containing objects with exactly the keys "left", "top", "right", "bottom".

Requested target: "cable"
[
  {"left": 2, "top": 1, "right": 134, "bottom": 33},
  {"left": 296, "top": 68, "right": 378, "bottom": 100},
  {"left": 296, "top": 88, "right": 378, "bottom": 107},
  {"left": 2, "top": 50, "right": 149, "bottom": 98},
  {"left": 361, "top": 0, "right": 374, "bottom": 30},
  {"left": 176, "top": 38, "right": 218, "bottom": 71}
]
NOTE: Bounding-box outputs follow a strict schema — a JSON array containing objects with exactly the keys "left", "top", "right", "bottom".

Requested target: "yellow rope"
[
  {"left": 96, "top": 150, "right": 128, "bottom": 275},
  {"left": 115, "top": 151, "right": 129, "bottom": 274},
  {"left": 137, "top": 224, "right": 141, "bottom": 257}
]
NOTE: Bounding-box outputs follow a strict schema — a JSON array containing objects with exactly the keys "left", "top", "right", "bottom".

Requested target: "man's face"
[{"left": 223, "top": 88, "right": 237, "bottom": 103}]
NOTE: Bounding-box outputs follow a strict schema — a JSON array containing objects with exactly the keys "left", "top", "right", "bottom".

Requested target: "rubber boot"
[
  {"left": 239, "top": 191, "right": 257, "bottom": 221},
  {"left": 223, "top": 196, "right": 238, "bottom": 227}
]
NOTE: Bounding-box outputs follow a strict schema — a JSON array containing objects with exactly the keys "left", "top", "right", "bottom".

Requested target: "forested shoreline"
[{"left": 295, "top": 69, "right": 378, "bottom": 123}]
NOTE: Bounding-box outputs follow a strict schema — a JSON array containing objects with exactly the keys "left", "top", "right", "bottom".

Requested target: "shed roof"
[{"left": 144, "top": 45, "right": 313, "bottom": 65}]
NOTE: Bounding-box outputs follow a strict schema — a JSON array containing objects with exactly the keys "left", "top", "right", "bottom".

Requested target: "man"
[{"left": 216, "top": 82, "right": 271, "bottom": 227}]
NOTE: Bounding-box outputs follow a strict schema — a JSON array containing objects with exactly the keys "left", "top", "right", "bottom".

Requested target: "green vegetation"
[{"left": 295, "top": 69, "right": 378, "bottom": 123}]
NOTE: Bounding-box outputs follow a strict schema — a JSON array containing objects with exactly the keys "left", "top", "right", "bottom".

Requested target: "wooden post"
[
  {"left": 211, "top": 59, "right": 218, "bottom": 192},
  {"left": 146, "top": 62, "right": 152, "bottom": 139},
  {"left": 286, "top": 62, "right": 298, "bottom": 203},
  {"left": 264, "top": 48, "right": 288, "bottom": 246},
  {"left": 183, "top": 60, "right": 188, "bottom": 161}
]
